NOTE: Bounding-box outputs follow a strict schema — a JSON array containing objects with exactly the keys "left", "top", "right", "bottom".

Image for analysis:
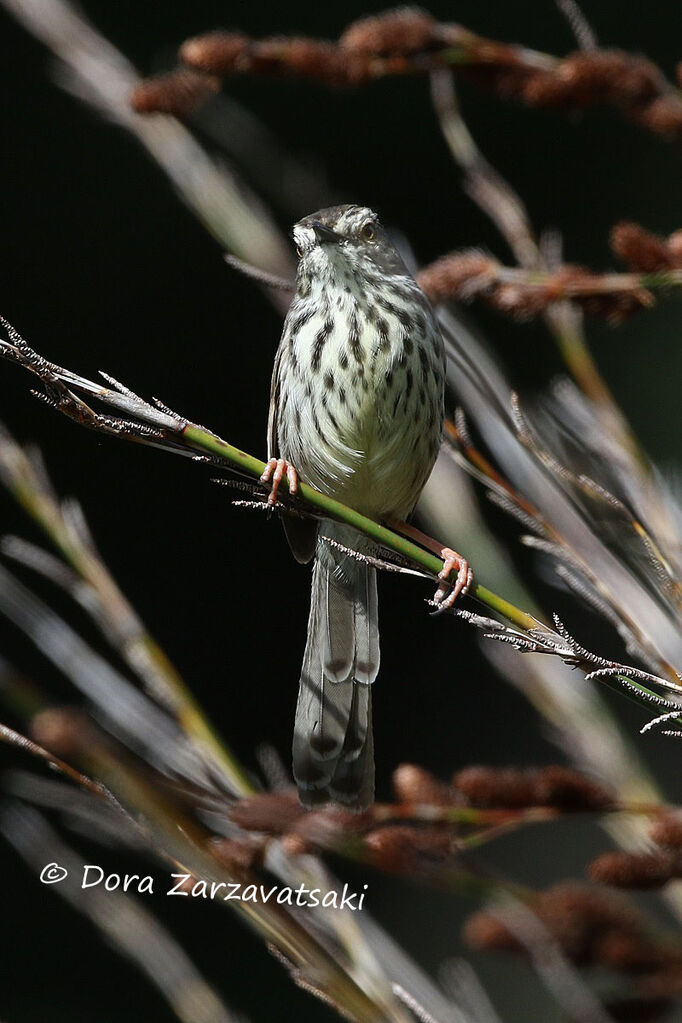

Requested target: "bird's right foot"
[
  {"left": 260, "top": 457, "right": 300, "bottom": 506},
  {"left": 434, "top": 547, "right": 473, "bottom": 609}
]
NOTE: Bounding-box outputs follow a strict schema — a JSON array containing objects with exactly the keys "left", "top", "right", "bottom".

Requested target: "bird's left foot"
[
  {"left": 434, "top": 547, "right": 473, "bottom": 609},
  {"left": 260, "top": 457, "right": 299, "bottom": 506}
]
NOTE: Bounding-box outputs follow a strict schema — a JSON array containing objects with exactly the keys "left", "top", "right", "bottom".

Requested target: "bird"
[{"left": 261, "top": 204, "right": 471, "bottom": 810}]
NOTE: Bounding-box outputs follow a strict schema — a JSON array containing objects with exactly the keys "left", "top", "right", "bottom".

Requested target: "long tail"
[{"left": 293, "top": 522, "right": 379, "bottom": 810}]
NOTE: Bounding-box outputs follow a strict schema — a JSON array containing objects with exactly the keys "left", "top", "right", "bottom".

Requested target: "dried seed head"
[
  {"left": 649, "top": 813, "right": 682, "bottom": 849},
  {"left": 579, "top": 288, "right": 654, "bottom": 325},
  {"left": 179, "top": 32, "right": 252, "bottom": 74},
  {"left": 230, "top": 791, "right": 305, "bottom": 833},
  {"left": 392, "top": 763, "right": 458, "bottom": 805},
  {"left": 253, "top": 38, "right": 359, "bottom": 84},
  {"left": 536, "top": 882, "right": 642, "bottom": 932},
  {"left": 465, "top": 883, "right": 650, "bottom": 967},
  {"left": 280, "top": 832, "right": 313, "bottom": 856},
  {"left": 460, "top": 64, "right": 535, "bottom": 103},
  {"left": 638, "top": 95, "right": 682, "bottom": 140},
  {"left": 588, "top": 850, "right": 680, "bottom": 889},
  {"left": 283, "top": 808, "right": 368, "bottom": 854},
  {"left": 130, "top": 70, "right": 220, "bottom": 117},
  {"left": 210, "top": 836, "right": 264, "bottom": 870},
  {"left": 365, "top": 825, "right": 455, "bottom": 871},
  {"left": 30, "top": 708, "right": 90, "bottom": 759},
  {"left": 610, "top": 222, "right": 676, "bottom": 273},
  {"left": 418, "top": 253, "right": 652, "bottom": 323},
  {"left": 464, "top": 911, "right": 520, "bottom": 952},
  {"left": 666, "top": 230, "right": 682, "bottom": 261},
  {"left": 486, "top": 51, "right": 663, "bottom": 110},
  {"left": 594, "top": 930, "right": 665, "bottom": 973},
  {"left": 340, "top": 7, "right": 440, "bottom": 55},
  {"left": 558, "top": 51, "right": 661, "bottom": 105},
  {"left": 534, "top": 765, "right": 613, "bottom": 811},
  {"left": 518, "top": 69, "right": 572, "bottom": 107},
  {"left": 535, "top": 883, "right": 646, "bottom": 965},
  {"left": 417, "top": 253, "right": 494, "bottom": 305},
  {"left": 452, "top": 766, "right": 537, "bottom": 808}
]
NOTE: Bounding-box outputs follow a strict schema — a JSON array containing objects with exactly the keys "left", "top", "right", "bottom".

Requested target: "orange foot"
[
  {"left": 434, "top": 547, "right": 473, "bottom": 610},
  {"left": 384, "top": 518, "right": 473, "bottom": 612},
  {"left": 260, "top": 457, "right": 299, "bottom": 506}
]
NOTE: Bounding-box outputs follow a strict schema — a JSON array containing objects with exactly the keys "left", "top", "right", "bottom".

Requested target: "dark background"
[{"left": 1, "top": 2, "right": 682, "bottom": 1020}]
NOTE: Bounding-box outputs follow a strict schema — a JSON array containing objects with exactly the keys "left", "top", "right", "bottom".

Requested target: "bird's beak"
[{"left": 311, "top": 221, "right": 341, "bottom": 244}]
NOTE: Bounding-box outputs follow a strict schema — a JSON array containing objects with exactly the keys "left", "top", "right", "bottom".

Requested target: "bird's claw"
[
  {"left": 260, "top": 457, "right": 299, "bottom": 506},
  {"left": 433, "top": 547, "right": 473, "bottom": 610}
]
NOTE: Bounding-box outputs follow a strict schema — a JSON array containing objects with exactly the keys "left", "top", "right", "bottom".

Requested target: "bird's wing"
[
  {"left": 267, "top": 342, "right": 318, "bottom": 564},
  {"left": 266, "top": 344, "right": 283, "bottom": 462}
]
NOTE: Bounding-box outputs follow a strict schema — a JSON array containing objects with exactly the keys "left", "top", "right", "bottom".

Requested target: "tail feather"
[{"left": 293, "top": 524, "right": 379, "bottom": 810}]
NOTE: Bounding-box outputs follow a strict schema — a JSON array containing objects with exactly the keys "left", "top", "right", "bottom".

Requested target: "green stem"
[
  {"left": 181, "top": 424, "right": 539, "bottom": 632},
  {"left": 180, "top": 424, "right": 682, "bottom": 728}
]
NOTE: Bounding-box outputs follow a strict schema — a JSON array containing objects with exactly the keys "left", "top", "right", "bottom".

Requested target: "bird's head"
[{"left": 292, "top": 205, "right": 407, "bottom": 280}]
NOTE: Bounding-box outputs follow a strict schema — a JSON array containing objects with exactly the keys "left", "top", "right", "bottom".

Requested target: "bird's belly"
[{"left": 279, "top": 339, "right": 442, "bottom": 521}]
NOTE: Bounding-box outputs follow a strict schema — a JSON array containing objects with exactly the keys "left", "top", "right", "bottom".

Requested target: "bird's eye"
[{"left": 360, "top": 222, "right": 375, "bottom": 241}]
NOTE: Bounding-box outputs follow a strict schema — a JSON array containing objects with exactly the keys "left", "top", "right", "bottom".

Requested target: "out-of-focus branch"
[
  {"left": 0, "top": 804, "right": 241, "bottom": 1023},
  {"left": 19, "top": 710, "right": 402, "bottom": 1023},
  {"left": 0, "top": 0, "right": 294, "bottom": 289},
  {"left": 418, "top": 251, "right": 681, "bottom": 324},
  {"left": 166, "top": 7, "right": 682, "bottom": 144},
  {"left": 427, "top": 64, "right": 631, "bottom": 448},
  {"left": 0, "top": 450, "right": 449, "bottom": 1023},
  {"left": 0, "top": 721, "right": 107, "bottom": 798},
  {"left": 0, "top": 428, "right": 254, "bottom": 797},
  {"left": 480, "top": 899, "right": 616, "bottom": 1023},
  {"left": 465, "top": 881, "right": 682, "bottom": 1013}
]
